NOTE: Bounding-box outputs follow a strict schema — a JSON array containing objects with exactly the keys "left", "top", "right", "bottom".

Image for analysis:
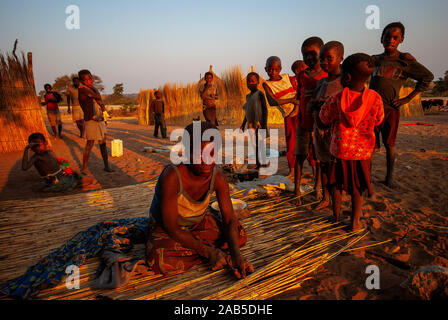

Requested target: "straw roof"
[{"left": 0, "top": 51, "right": 51, "bottom": 153}]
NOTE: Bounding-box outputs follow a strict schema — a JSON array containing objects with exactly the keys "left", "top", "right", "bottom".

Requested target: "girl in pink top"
[{"left": 319, "top": 53, "right": 384, "bottom": 231}]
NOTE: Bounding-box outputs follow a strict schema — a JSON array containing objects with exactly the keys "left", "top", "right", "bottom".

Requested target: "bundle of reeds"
[
  {"left": 0, "top": 180, "right": 390, "bottom": 300},
  {"left": 138, "top": 64, "right": 286, "bottom": 127},
  {"left": 0, "top": 51, "right": 51, "bottom": 153},
  {"left": 399, "top": 87, "right": 423, "bottom": 117}
]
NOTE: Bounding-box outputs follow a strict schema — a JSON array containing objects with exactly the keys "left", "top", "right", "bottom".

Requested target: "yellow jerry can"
[{"left": 111, "top": 139, "right": 123, "bottom": 157}]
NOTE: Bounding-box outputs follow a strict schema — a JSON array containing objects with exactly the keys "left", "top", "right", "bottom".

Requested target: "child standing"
[
  {"left": 262, "top": 56, "right": 300, "bottom": 173},
  {"left": 199, "top": 72, "right": 220, "bottom": 127},
  {"left": 150, "top": 90, "right": 167, "bottom": 138},
  {"left": 41, "top": 84, "right": 63, "bottom": 138},
  {"left": 66, "top": 77, "right": 84, "bottom": 137},
  {"left": 369, "top": 22, "right": 434, "bottom": 188},
  {"left": 294, "top": 37, "right": 328, "bottom": 204},
  {"left": 240, "top": 72, "right": 268, "bottom": 168},
  {"left": 319, "top": 53, "right": 384, "bottom": 231},
  {"left": 311, "top": 41, "right": 344, "bottom": 210}
]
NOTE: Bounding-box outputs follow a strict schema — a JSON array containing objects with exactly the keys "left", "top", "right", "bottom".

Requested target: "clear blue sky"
[{"left": 1, "top": 0, "right": 447, "bottom": 93}]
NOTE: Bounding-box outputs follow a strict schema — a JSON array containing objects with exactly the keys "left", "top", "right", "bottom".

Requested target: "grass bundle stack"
[
  {"left": 399, "top": 87, "right": 424, "bottom": 117},
  {"left": 0, "top": 179, "right": 386, "bottom": 300},
  {"left": 137, "top": 65, "right": 285, "bottom": 126},
  {"left": 0, "top": 51, "right": 51, "bottom": 153}
]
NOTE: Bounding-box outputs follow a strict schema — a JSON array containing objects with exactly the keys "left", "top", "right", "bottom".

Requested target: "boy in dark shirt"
[
  {"left": 41, "top": 84, "right": 63, "bottom": 138},
  {"left": 150, "top": 91, "right": 167, "bottom": 138},
  {"left": 370, "top": 22, "right": 434, "bottom": 188}
]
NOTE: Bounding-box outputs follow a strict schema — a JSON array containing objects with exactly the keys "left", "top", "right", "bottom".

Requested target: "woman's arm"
[{"left": 214, "top": 171, "right": 254, "bottom": 278}]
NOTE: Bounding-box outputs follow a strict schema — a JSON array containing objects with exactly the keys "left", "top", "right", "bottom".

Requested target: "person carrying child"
[
  {"left": 145, "top": 121, "right": 253, "bottom": 278},
  {"left": 78, "top": 69, "right": 114, "bottom": 174},
  {"left": 262, "top": 56, "right": 300, "bottom": 173},
  {"left": 240, "top": 72, "right": 268, "bottom": 168},
  {"left": 41, "top": 84, "right": 63, "bottom": 138},
  {"left": 369, "top": 22, "right": 434, "bottom": 188},
  {"left": 150, "top": 90, "right": 167, "bottom": 138},
  {"left": 199, "top": 72, "right": 220, "bottom": 126},
  {"left": 66, "top": 77, "right": 85, "bottom": 137},
  {"left": 294, "top": 37, "right": 328, "bottom": 204},
  {"left": 319, "top": 53, "right": 384, "bottom": 231},
  {"left": 309, "top": 41, "right": 344, "bottom": 210}
]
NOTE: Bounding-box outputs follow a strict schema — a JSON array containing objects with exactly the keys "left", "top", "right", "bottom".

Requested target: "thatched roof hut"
[{"left": 0, "top": 51, "right": 51, "bottom": 153}]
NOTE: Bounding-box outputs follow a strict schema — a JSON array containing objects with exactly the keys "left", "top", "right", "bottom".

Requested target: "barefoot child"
[
  {"left": 370, "top": 22, "right": 434, "bottom": 188},
  {"left": 319, "top": 53, "right": 384, "bottom": 231},
  {"left": 66, "top": 77, "right": 84, "bottom": 137},
  {"left": 41, "top": 84, "right": 63, "bottom": 138},
  {"left": 150, "top": 90, "right": 167, "bottom": 138},
  {"left": 262, "top": 56, "right": 300, "bottom": 172},
  {"left": 78, "top": 69, "right": 114, "bottom": 174},
  {"left": 311, "top": 41, "right": 344, "bottom": 210},
  {"left": 22, "top": 133, "right": 78, "bottom": 192},
  {"left": 145, "top": 121, "right": 254, "bottom": 278},
  {"left": 294, "top": 37, "right": 328, "bottom": 204},
  {"left": 240, "top": 72, "right": 268, "bottom": 168}
]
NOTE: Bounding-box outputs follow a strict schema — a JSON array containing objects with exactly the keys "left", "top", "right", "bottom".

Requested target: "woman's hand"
[
  {"left": 231, "top": 254, "right": 254, "bottom": 279},
  {"left": 209, "top": 248, "right": 230, "bottom": 271}
]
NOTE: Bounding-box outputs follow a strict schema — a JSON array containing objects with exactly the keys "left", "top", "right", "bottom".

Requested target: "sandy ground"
[{"left": 1, "top": 112, "right": 447, "bottom": 299}]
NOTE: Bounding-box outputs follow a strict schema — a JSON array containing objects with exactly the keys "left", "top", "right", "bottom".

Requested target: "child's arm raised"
[
  {"left": 214, "top": 170, "right": 254, "bottom": 279},
  {"left": 22, "top": 145, "right": 38, "bottom": 170}
]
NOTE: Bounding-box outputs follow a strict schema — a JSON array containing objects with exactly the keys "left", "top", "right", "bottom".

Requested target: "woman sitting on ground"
[{"left": 145, "top": 121, "right": 253, "bottom": 279}]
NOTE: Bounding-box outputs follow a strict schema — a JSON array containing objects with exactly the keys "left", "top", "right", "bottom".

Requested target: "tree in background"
[
  {"left": 51, "top": 73, "right": 104, "bottom": 93},
  {"left": 432, "top": 70, "right": 448, "bottom": 96},
  {"left": 112, "top": 83, "right": 124, "bottom": 98}
]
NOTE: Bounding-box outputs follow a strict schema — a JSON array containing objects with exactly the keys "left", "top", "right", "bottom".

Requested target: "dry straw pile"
[
  {"left": 0, "top": 180, "right": 387, "bottom": 300},
  {"left": 138, "top": 65, "right": 285, "bottom": 127},
  {"left": 0, "top": 50, "right": 51, "bottom": 153}
]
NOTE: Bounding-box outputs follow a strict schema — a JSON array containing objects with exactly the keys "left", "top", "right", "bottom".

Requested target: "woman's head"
[{"left": 183, "top": 121, "right": 219, "bottom": 176}]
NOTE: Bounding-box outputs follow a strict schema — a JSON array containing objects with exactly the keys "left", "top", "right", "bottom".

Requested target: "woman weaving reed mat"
[{"left": 146, "top": 121, "right": 254, "bottom": 279}]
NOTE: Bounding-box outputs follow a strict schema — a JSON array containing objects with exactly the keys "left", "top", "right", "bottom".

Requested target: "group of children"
[
  {"left": 21, "top": 21, "right": 434, "bottom": 281},
  {"left": 239, "top": 22, "right": 433, "bottom": 230}
]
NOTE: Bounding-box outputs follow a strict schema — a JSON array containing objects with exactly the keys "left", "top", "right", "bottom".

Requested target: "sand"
[{"left": 0, "top": 112, "right": 447, "bottom": 299}]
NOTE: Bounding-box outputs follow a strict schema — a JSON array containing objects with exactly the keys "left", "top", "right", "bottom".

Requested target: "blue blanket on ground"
[{"left": 0, "top": 217, "right": 148, "bottom": 300}]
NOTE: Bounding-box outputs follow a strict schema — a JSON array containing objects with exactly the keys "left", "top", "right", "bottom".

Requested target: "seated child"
[
  {"left": 262, "top": 56, "right": 300, "bottom": 172},
  {"left": 145, "top": 121, "right": 254, "bottom": 279},
  {"left": 369, "top": 22, "right": 434, "bottom": 188},
  {"left": 310, "top": 41, "right": 344, "bottom": 210},
  {"left": 294, "top": 37, "right": 328, "bottom": 204},
  {"left": 240, "top": 72, "right": 268, "bottom": 168},
  {"left": 319, "top": 53, "right": 384, "bottom": 231},
  {"left": 21, "top": 133, "right": 85, "bottom": 192}
]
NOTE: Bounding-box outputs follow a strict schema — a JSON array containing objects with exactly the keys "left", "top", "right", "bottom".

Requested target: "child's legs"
[
  {"left": 294, "top": 155, "right": 306, "bottom": 195},
  {"left": 82, "top": 140, "right": 95, "bottom": 170},
  {"left": 381, "top": 109, "right": 400, "bottom": 186},
  {"left": 351, "top": 186, "right": 363, "bottom": 231},
  {"left": 331, "top": 185, "right": 342, "bottom": 221},
  {"left": 284, "top": 116, "right": 296, "bottom": 170}
]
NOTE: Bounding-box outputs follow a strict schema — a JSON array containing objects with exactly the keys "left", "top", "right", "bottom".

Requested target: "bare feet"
[
  {"left": 104, "top": 166, "right": 114, "bottom": 172},
  {"left": 81, "top": 168, "right": 91, "bottom": 176},
  {"left": 314, "top": 198, "right": 330, "bottom": 211}
]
